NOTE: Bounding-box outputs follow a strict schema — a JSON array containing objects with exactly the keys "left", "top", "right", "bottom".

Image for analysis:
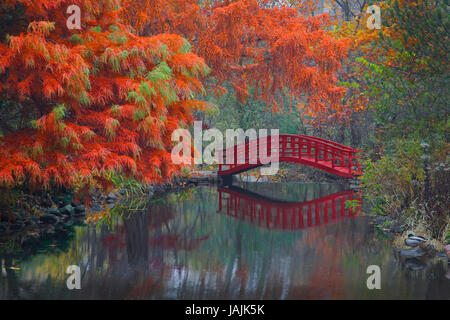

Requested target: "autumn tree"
[
  {"left": 122, "top": 0, "right": 350, "bottom": 116},
  {"left": 0, "top": 0, "right": 209, "bottom": 193}
]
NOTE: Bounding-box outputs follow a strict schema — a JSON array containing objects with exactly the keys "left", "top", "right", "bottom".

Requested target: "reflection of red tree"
[
  {"left": 125, "top": 273, "right": 161, "bottom": 300},
  {"left": 97, "top": 204, "right": 211, "bottom": 298},
  {"left": 307, "top": 248, "right": 344, "bottom": 299},
  {"left": 147, "top": 206, "right": 175, "bottom": 230},
  {"left": 287, "top": 221, "right": 366, "bottom": 299},
  {"left": 101, "top": 205, "right": 210, "bottom": 257},
  {"left": 148, "top": 234, "right": 210, "bottom": 250},
  {"left": 101, "top": 234, "right": 127, "bottom": 262},
  {"left": 235, "top": 263, "right": 249, "bottom": 299}
]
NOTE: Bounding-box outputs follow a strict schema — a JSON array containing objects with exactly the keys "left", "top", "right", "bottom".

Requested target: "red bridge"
[
  {"left": 218, "top": 134, "right": 362, "bottom": 179},
  {"left": 217, "top": 186, "right": 361, "bottom": 231}
]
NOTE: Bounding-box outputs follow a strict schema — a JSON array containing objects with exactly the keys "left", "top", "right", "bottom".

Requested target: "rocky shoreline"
[
  {"left": 370, "top": 215, "right": 449, "bottom": 268},
  {"left": 0, "top": 176, "right": 198, "bottom": 251}
]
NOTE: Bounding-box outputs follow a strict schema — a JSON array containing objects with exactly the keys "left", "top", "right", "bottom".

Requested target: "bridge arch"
[{"left": 218, "top": 134, "right": 362, "bottom": 179}]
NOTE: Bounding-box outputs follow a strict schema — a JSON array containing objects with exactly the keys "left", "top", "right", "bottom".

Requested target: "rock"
[
  {"left": 90, "top": 203, "right": 103, "bottom": 212},
  {"left": 47, "top": 207, "right": 62, "bottom": 216},
  {"left": 405, "top": 258, "right": 425, "bottom": 271},
  {"left": 40, "top": 214, "right": 58, "bottom": 224},
  {"left": 55, "top": 196, "right": 72, "bottom": 207},
  {"left": 63, "top": 221, "right": 73, "bottom": 228},
  {"left": 24, "top": 219, "right": 37, "bottom": 227},
  {"left": 74, "top": 205, "right": 85, "bottom": 214},
  {"left": 54, "top": 222, "right": 66, "bottom": 230},
  {"left": 400, "top": 247, "right": 426, "bottom": 258},
  {"left": 60, "top": 204, "right": 75, "bottom": 216},
  {"left": 106, "top": 192, "right": 117, "bottom": 200},
  {"left": 434, "top": 247, "right": 449, "bottom": 264}
]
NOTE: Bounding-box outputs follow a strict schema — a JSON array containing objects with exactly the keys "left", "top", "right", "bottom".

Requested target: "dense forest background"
[{"left": 0, "top": 0, "right": 448, "bottom": 241}]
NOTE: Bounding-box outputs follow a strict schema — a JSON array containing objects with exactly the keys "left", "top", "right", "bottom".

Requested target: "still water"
[{"left": 1, "top": 183, "right": 449, "bottom": 299}]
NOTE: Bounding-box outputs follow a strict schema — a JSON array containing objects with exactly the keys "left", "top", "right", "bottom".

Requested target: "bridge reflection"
[{"left": 218, "top": 185, "right": 361, "bottom": 230}]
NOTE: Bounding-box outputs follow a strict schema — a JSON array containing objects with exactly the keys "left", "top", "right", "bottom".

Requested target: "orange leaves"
[
  {"left": 120, "top": 0, "right": 203, "bottom": 38},
  {"left": 17, "top": 74, "right": 34, "bottom": 99},
  {"left": 0, "top": 0, "right": 354, "bottom": 191},
  {"left": 233, "top": 82, "right": 251, "bottom": 103},
  {"left": 120, "top": 0, "right": 350, "bottom": 115},
  {"left": 104, "top": 117, "right": 120, "bottom": 140},
  {"left": 2, "top": 27, "right": 89, "bottom": 109},
  {"left": 27, "top": 21, "right": 55, "bottom": 36},
  {"left": 204, "top": 1, "right": 348, "bottom": 114},
  {"left": 43, "top": 75, "right": 65, "bottom": 99},
  {"left": 0, "top": 0, "right": 209, "bottom": 191},
  {"left": 178, "top": 100, "right": 214, "bottom": 113}
]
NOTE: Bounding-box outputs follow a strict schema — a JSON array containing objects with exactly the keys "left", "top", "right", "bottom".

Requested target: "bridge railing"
[
  {"left": 218, "top": 134, "right": 362, "bottom": 176},
  {"left": 217, "top": 188, "right": 362, "bottom": 230},
  {"left": 297, "top": 135, "right": 362, "bottom": 152}
]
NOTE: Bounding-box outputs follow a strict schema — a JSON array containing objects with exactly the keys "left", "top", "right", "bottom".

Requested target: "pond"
[{"left": 0, "top": 182, "right": 449, "bottom": 299}]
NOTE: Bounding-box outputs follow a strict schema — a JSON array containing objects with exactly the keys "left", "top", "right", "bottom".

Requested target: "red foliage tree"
[
  {"left": 0, "top": 0, "right": 209, "bottom": 191},
  {"left": 121, "top": 0, "right": 349, "bottom": 115}
]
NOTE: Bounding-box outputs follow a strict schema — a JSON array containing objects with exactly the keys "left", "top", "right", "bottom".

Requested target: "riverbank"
[
  {"left": 0, "top": 176, "right": 197, "bottom": 254},
  {"left": 270, "top": 163, "right": 449, "bottom": 260},
  {"left": 370, "top": 215, "right": 449, "bottom": 263}
]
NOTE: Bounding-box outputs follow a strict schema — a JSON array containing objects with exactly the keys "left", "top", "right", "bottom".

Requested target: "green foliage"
[
  {"left": 354, "top": 0, "right": 449, "bottom": 239},
  {"left": 361, "top": 137, "right": 449, "bottom": 238},
  {"left": 386, "top": 0, "right": 449, "bottom": 75},
  {"left": 359, "top": 0, "right": 449, "bottom": 142},
  {"left": 201, "top": 85, "right": 305, "bottom": 133},
  {"left": 70, "top": 34, "right": 83, "bottom": 44},
  {"left": 110, "top": 173, "right": 146, "bottom": 197},
  {"left": 344, "top": 199, "right": 361, "bottom": 212},
  {"left": 0, "top": 100, "right": 39, "bottom": 135},
  {"left": 146, "top": 61, "right": 173, "bottom": 82},
  {"left": 0, "top": 2, "right": 27, "bottom": 41},
  {"left": 52, "top": 104, "right": 66, "bottom": 120},
  {"left": 361, "top": 139, "right": 424, "bottom": 213}
]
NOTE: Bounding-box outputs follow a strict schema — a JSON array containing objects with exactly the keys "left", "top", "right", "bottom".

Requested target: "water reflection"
[
  {"left": 218, "top": 185, "right": 361, "bottom": 230},
  {"left": 0, "top": 183, "right": 448, "bottom": 300}
]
